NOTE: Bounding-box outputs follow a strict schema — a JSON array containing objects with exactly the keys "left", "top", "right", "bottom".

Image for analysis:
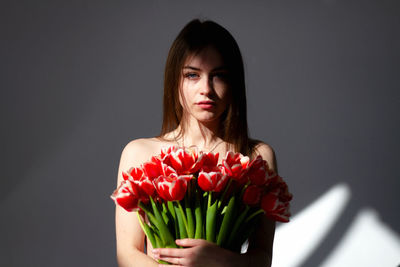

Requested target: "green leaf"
[
  {"left": 161, "top": 202, "right": 170, "bottom": 226},
  {"left": 137, "top": 213, "right": 157, "bottom": 249},
  {"left": 174, "top": 203, "right": 188, "bottom": 240},
  {"left": 154, "top": 234, "right": 163, "bottom": 248},
  {"left": 167, "top": 201, "right": 176, "bottom": 221},
  {"left": 194, "top": 189, "right": 203, "bottom": 239},
  {"left": 149, "top": 197, "right": 177, "bottom": 248},
  {"left": 217, "top": 196, "right": 236, "bottom": 247},
  {"left": 177, "top": 201, "right": 189, "bottom": 234},
  {"left": 206, "top": 199, "right": 218, "bottom": 243},
  {"left": 185, "top": 196, "right": 195, "bottom": 238},
  {"left": 138, "top": 202, "right": 158, "bottom": 228},
  {"left": 167, "top": 201, "right": 178, "bottom": 237}
]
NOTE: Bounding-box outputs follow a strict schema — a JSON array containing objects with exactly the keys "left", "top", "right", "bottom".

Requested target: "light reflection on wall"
[
  {"left": 272, "top": 184, "right": 400, "bottom": 267},
  {"left": 320, "top": 208, "right": 400, "bottom": 267}
]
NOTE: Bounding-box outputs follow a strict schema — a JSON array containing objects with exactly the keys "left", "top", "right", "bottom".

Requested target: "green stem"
[
  {"left": 216, "top": 195, "right": 236, "bottom": 247},
  {"left": 137, "top": 213, "right": 157, "bottom": 248},
  {"left": 194, "top": 189, "right": 203, "bottom": 239},
  {"left": 208, "top": 191, "right": 212, "bottom": 208},
  {"left": 167, "top": 201, "right": 176, "bottom": 220},
  {"left": 167, "top": 201, "right": 177, "bottom": 237},
  {"left": 176, "top": 201, "right": 189, "bottom": 234},
  {"left": 154, "top": 233, "right": 162, "bottom": 248},
  {"left": 206, "top": 197, "right": 218, "bottom": 243},
  {"left": 218, "top": 179, "right": 233, "bottom": 209},
  {"left": 161, "top": 202, "right": 169, "bottom": 226},
  {"left": 174, "top": 203, "right": 187, "bottom": 240},
  {"left": 239, "top": 181, "right": 251, "bottom": 200},
  {"left": 138, "top": 202, "right": 158, "bottom": 228},
  {"left": 149, "top": 197, "right": 177, "bottom": 248},
  {"left": 185, "top": 193, "right": 195, "bottom": 238},
  {"left": 245, "top": 209, "right": 265, "bottom": 224}
]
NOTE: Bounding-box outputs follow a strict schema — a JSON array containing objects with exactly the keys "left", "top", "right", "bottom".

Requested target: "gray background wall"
[{"left": 1, "top": 1, "right": 399, "bottom": 266}]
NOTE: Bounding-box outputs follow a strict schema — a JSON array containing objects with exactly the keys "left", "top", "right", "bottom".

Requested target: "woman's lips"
[{"left": 197, "top": 101, "right": 215, "bottom": 109}]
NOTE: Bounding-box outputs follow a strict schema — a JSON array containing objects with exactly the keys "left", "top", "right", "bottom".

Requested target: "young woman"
[{"left": 115, "top": 19, "right": 277, "bottom": 267}]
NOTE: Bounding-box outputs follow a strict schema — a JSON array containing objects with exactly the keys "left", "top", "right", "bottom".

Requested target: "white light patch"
[
  {"left": 320, "top": 208, "right": 400, "bottom": 267},
  {"left": 272, "top": 183, "right": 351, "bottom": 267}
]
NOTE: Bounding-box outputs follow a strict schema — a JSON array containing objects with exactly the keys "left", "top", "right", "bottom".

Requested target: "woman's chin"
[
  {"left": 194, "top": 115, "right": 220, "bottom": 123},
  {"left": 195, "top": 111, "right": 225, "bottom": 122}
]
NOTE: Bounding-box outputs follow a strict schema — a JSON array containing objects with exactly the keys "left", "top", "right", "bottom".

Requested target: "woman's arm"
[
  {"left": 244, "top": 142, "right": 278, "bottom": 266},
  {"left": 115, "top": 140, "right": 158, "bottom": 267},
  {"left": 229, "top": 142, "right": 277, "bottom": 266},
  {"left": 244, "top": 217, "right": 276, "bottom": 266}
]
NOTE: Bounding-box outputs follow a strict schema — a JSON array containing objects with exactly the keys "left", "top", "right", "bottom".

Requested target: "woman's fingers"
[
  {"left": 153, "top": 239, "right": 218, "bottom": 266},
  {"left": 157, "top": 255, "right": 187, "bottom": 266},
  {"left": 153, "top": 247, "right": 185, "bottom": 257},
  {"left": 175, "top": 238, "right": 208, "bottom": 247},
  {"left": 153, "top": 247, "right": 192, "bottom": 265},
  {"left": 153, "top": 239, "right": 209, "bottom": 258}
]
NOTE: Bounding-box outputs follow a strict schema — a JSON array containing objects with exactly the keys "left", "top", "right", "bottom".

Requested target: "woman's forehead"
[{"left": 183, "top": 46, "right": 225, "bottom": 70}]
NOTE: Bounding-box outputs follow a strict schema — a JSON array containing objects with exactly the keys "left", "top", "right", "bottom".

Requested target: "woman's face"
[{"left": 179, "top": 46, "right": 229, "bottom": 124}]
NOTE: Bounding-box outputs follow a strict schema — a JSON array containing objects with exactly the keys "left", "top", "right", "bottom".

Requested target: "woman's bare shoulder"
[
  {"left": 120, "top": 137, "right": 174, "bottom": 168},
  {"left": 254, "top": 141, "right": 274, "bottom": 157},
  {"left": 252, "top": 140, "right": 277, "bottom": 172},
  {"left": 123, "top": 137, "right": 159, "bottom": 153}
]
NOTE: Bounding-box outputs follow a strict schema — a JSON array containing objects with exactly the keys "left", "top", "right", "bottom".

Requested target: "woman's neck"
[{"left": 174, "top": 117, "right": 225, "bottom": 152}]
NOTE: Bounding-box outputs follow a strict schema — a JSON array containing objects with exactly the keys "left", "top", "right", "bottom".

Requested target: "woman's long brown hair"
[{"left": 159, "top": 19, "right": 257, "bottom": 156}]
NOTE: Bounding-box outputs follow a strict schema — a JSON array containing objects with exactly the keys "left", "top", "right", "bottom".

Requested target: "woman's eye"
[
  {"left": 212, "top": 72, "right": 228, "bottom": 81},
  {"left": 184, "top": 73, "right": 199, "bottom": 79}
]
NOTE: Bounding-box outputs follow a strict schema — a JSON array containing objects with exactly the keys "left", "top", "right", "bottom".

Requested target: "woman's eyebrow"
[
  {"left": 183, "top": 66, "right": 227, "bottom": 71},
  {"left": 183, "top": 66, "right": 200, "bottom": 71},
  {"left": 212, "top": 66, "right": 228, "bottom": 72}
]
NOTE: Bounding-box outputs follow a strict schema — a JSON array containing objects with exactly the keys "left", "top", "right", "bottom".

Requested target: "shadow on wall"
[{"left": 272, "top": 183, "right": 400, "bottom": 267}]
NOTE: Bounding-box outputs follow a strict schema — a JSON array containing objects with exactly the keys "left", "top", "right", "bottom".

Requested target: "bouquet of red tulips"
[{"left": 111, "top": 146, "right": 292, "bottom": 252}]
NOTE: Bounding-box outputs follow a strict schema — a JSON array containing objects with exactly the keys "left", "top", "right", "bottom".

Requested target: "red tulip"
[
  {"left": 154, "top": 173, "right": 192, "bottom": 201},
  {"left": 221, "top": 152, "right": 250, "bottom": 184},
  {"left": 127, "top": 167, "right": 145, "bottom": 180},
  {"left": 111, "top": 180, "right": 141, "bottom": 212},
  {"left": 122, "top": 167, "right": 156, "bottom": 197},
  {"left": 266, "top": 176, "right": 293, "bottom": 201},
  {"left": 198, "top": 168, "right": 228, "bottom": 192},
  {"left": 261, "top": 192, "right": 291, "bottom": 222},
  {"left": 142, "top": 156, "right": 176, "bottom": 179},
  {"left": 201, "top": 152, "right": 219, "bottom": 172},
  {"left": 165, "top": 147, "right": 204, "bottom": 175},
  {"left": 261, "top": 176, "right": 293, "bottom": 222},
  {"left": 246, "top": 156, "right": 275, "bottom": 186},
  {"left": 243, "top": 185, "right": 263, "bottom": 206},
  {"left": 160, "top": 145, "right": 178, "bottom": 160}
]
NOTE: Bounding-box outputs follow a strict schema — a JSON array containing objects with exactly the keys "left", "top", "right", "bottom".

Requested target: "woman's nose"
[{"left": 200, "top": 75, "right": 214, "bottom": 95}]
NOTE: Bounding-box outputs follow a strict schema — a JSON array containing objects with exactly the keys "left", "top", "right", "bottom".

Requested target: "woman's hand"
[{"left": 152, "top": 238, "right": 244, "bottom": 267}]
